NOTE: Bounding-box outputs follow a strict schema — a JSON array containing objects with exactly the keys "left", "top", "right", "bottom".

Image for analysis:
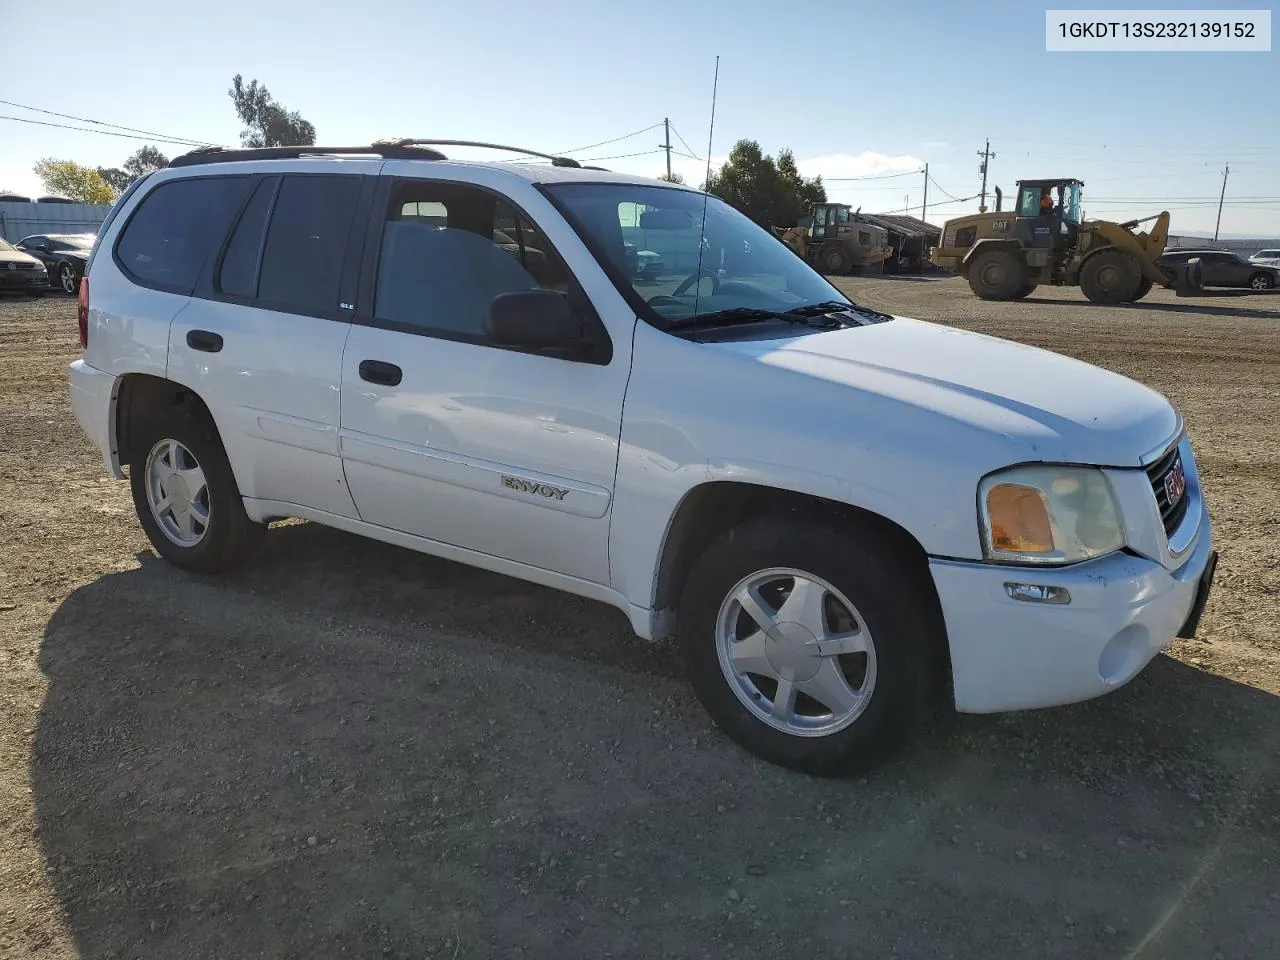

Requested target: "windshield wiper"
[
  {"left": 663, "top": 306, "right": 851, "bottom": 333},
  {"left": 784, "top": 300, "right": 894, "bottom": 322}
]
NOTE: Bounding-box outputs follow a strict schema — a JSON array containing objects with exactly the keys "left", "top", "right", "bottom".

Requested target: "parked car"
[
  {"left": 15, "top": 233, "right": 95, "bottom": 294},
  {"left": 68, "top": 144, "right": 1215, "bottom": 776},
  {"left": 1249, "top": 249, "right": 1280, "bottom": 268},
  {"left": 1158, "top": 249, "right": 1278, "bottom": 290},
  {"left": 0, "top": 237, "right": 49, "bottom": 293}
]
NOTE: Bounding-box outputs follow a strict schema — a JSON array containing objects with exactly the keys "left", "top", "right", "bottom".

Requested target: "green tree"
[
  {"left": 32, "top": 159, "right": 117, "bottom": 204},
  {"left": 658, "top": 171, "right": 686, "bottom": 185},
  {"left": 229, "top": 75, "right": 316, "bottom": 148},
  {"left": 705, "top": 140, "right": 825, "bottom": 229},
  {"left": 97, "top": 145, "right": 170, "bottom": 193}
]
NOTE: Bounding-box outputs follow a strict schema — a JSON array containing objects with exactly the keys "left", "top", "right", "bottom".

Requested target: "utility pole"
[
  {"left": 921, "top": 163, "right": 929, "bottom": 223},
  {"left": 978, "top": 138, "right": 996, "bottom": 213},
  {"left": 661, "top": 118, "right": 672, "bottom": 180},
  {"left": 1213, "top": 163, "right": 1230, "bottom": 242}
]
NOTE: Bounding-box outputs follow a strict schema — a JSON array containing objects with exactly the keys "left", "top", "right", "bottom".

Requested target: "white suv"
[{"left": 69, "top": 141, "right": 1216, "bottom": 775}]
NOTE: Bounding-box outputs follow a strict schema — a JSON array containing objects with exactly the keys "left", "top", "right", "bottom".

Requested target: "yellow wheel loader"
[
  {"left": 774, "top": 203, "right": 892, "bottom": 275},
  {"left": 930, "top": 179, "right": 1199, "bottom": 303}
]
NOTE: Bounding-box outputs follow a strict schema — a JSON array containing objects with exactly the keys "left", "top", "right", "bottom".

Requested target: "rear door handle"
[
  {"left": 359, "top": 360, "right": 402, "bottom": 386},
  {"left": 186, "top": 329, "right": 223, "bottom": 353}
]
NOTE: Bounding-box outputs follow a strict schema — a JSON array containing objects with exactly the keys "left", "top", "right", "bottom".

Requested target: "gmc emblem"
[{"left": 1164, "top": 456, "right": 1186, "bottom": 507}]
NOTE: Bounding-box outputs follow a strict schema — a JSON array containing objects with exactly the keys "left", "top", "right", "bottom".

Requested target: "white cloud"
[{"left": 797, "top": 151, "right": 924, "bottom": 180}]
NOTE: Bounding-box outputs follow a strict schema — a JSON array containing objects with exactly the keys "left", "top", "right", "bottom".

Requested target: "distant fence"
[
  {"left": 1166, "top": 234, "right": 1280, "bottom": 256},
  {"left": 0, "top": 201, "right": 113, "bottom": 243}
]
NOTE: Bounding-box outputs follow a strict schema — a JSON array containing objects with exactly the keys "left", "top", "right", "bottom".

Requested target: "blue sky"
[{"left": 2, "top": 0, "right": 1275, "bottom": 234}]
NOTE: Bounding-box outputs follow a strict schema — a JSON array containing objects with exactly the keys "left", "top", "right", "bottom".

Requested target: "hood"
[
  {"left": 713, "top": 317, "right": 1179, "bottom": 468},
  {"left": 0, "top": 249, "right": 43, "bottom": 266}
]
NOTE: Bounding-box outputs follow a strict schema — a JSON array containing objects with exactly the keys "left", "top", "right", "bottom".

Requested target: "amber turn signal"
[{"left": 986, "top": 483, "right": 1055, "bottom": 554}]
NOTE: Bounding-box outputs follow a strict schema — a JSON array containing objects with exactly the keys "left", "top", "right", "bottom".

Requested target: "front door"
[{"left": 337, "top": 171, "right": 632, "bottom": 583}]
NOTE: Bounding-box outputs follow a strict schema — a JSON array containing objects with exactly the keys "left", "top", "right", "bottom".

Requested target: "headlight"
[{"left": 979, "top": 465, "right": 1124, "bottom": 564}]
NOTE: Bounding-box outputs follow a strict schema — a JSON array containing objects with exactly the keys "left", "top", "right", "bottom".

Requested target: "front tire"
[
  {"left": 58, "top": 262, "right": 78, "bottom": 295},
  {"left": 129, "top": 405, "right": 265, "bottom": 573},
  {"left": 1012, "top": 281, "right": 1038, "bottom": 299},
  {"left": 678, "top": 514, "right": 944, "bottom": 776},
  {"left": 967, "top": 248, "right": 1026, "bottom": 300},
  {"left": 1130, "top": 277, "right": 1154, "bottom": 301},
  {"left": 821, "top": 245, "right": 852, "bottom": 275},
  {"left": 1249, "top": 272, "right": 1275, "bottom": 291},
  {"left": 1080, "top": 249, "right": 1141, "bottom": 304}
]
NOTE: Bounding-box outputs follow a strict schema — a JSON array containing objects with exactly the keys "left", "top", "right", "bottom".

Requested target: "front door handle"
[
  {"left": 186, "top": 329, "right": 223, "bottom": 353},
  {"left": 359, "top": 360, "right": 402, "bottom": 386}
]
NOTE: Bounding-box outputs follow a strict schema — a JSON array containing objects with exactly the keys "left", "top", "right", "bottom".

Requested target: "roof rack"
[
  {"left": 168, "top": 143, "right": 449, "bottom": 168},
  {"left": 168, "top": 140, "right": 586, "bottom": 170},
  {"left": 374, "top": 139, "right": 582, "bottom": 168}
]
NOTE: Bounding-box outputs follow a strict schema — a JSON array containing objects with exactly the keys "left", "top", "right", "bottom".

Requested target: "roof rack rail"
[
  {"left": 168, "top": 143, "right": 448, "bottom": 168},
  {"left": 375, "top": 139, "right": 581, "bottom": 168}
]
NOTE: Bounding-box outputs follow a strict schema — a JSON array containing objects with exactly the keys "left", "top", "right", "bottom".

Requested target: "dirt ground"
[{"left": 1, "top": 280, "right": 1277, "bottom": 960}]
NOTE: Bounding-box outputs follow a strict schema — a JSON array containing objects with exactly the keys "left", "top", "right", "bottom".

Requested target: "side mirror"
[{"left": 485, "top": 290, "right": 582, "bottom": 350}]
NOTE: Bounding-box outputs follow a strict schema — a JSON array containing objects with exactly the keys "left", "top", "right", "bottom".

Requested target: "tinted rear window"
[
  {"left": 217, "top": 177, "right": 277, "bottom": 298},
  {"left": 257, "top": 174, "right": 360, "bottom": 314},
  {"left": 114, "top": 176, "right": 250, "bottom": 293}
]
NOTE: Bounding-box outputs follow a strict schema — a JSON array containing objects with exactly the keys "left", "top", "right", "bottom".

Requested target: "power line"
[
  {"left": 927, "top": 173, "right": 964, "bottom": 202},
  {"left": 555, "top": 123, "right": 664, "bottom": 156},
  {"left": 579, "top": 148, "right": 666, "bottom": 163},
  {"left": 668, "top": 123, "right": 702, "bottom": 160},
  {"left": 822, "top": 169, "right": 922, "bottom": 182},
  {"left": 0, "top": 114, "right": 213, "bottom": 146},
  {"left": 0, "top": 98, "right": 213, "bottom": 146}
]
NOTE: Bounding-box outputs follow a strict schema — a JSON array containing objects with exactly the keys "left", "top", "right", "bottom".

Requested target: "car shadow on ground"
[{"left": 31, "top": 522, "right": 1280, "bottom": 959}]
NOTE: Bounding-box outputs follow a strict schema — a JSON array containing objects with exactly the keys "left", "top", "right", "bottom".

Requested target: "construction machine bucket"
[{"left": 1174, "top": 258, "right": 1204, "bottom": 297}]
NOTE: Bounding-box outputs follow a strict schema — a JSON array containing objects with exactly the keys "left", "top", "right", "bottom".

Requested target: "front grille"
[
  {"left": 1146, "top": 442, "right": 1190, "bottom": 537},
  {"left": 3, "top": 261, "right": 38, "bottom": 270}
]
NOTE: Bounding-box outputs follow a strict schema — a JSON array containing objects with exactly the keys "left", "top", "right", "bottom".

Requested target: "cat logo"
[{"left": 501, "top": 475, "right": 570, "bottom": 501}]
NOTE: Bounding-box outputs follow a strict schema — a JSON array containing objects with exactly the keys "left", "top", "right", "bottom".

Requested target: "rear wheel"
[
  {"left": 678, "top": 513, "right": 944, "bottom": 776},
  {"left": 58, "top": 262, "right": 78, "bottom": 295},
  {"left": 1249, "top": 272, "right": 1276, "bottom": 291},
  {"left": 1130, "top": 277, "right": 1154, "bottom": 301},
  {"left": 967, "top": 248, "right": 1026, "bottom": 300},
  {"left": 821, "top": 245, "right": 852, "bottom": 275},
  {"left": 129, "top": 405, "right": 265, "bottom": 573},
  {"left": 1080, "top": 249, "right": 1141, "bottom": 304}
]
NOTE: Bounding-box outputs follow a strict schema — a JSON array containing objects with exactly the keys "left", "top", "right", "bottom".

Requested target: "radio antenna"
[{"left": 691, "top": 55, "right": 720, "bottom": 328}]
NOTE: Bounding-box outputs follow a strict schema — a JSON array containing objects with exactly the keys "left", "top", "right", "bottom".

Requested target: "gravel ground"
[{"left": 1, "top": 281, "right": 1278, "bottom": 960}]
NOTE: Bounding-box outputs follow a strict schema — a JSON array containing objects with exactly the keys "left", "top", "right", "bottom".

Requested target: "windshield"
[
  {"left": 1065, "top": 183, "right": 1082, "bottom": 225},
  {"left": 544, "top": 183, "right": 853, "bottom": 331}
]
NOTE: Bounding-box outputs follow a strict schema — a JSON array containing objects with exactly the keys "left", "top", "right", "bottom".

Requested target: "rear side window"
[
  {"left": 115, "top": 176, "right": 250, "bottom": 293},
  {"left": 954, "top": 226, "right": 977, "bottom": 248},
  {"left": 217, "top": 177, "right": 277, "bottom": 298},
  {"left": 257, "top": 174, "right": 361, "bottom": 314}
]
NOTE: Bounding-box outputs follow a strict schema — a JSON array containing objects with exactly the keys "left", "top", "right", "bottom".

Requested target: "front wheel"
[
  {"left": 821, "top": 245, "right": 852, "bottom": 275},
  {"left": 1130, "top": 277, "right": 1154, "bottom": 302},
  {"left": 1249, "top": 272, "right": 1276, "bottom": 291},
  {"left": 1080, "top": 249, "right": 1141, "bottom": 304},
  {"left": 129, "top": 406, "right": 265, "bottom": 573},
  {"left": 58, "top": 262, "right": 78, "bottom": 295},
  {"left": 678, "top": 514, "right": 944, "bottom": 776}
]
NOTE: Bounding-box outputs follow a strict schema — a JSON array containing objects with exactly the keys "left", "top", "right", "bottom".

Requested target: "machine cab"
[
  {"left": 809, "top": 203, "right": 852, "bottom": 239},
  {"left": 1014, "top": 178, "right": 1083, "bottom": 249}
]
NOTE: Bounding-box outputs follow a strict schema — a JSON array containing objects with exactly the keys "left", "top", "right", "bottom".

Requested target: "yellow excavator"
[{"left": 930, "top": 178, "right": 1198, "bottom": 303}]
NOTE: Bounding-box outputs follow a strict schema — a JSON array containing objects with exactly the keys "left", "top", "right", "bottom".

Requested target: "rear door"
[
  {"left": 167, "top": 166, "right": 377, "bottom": 518},
  {"left": 337, "top": 170, "right": 632, "bottom": 583}
]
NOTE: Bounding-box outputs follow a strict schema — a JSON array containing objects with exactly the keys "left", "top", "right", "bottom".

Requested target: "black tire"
[
  {"left": 1248, "top": 272, "right": 1275, "bottom": 291},
  {"left": 966, "top": 248, "right": 1026, "bottom": 300},
  {"left": 1012, "top": 281, "right": 1038, "bottom": 299},
  {"left": 128, "top": 404, "right": 265, "bottom": 573},
  {"left": 677, "top": 513, "right": 945, "bottom": 777},
  {"left": 1080, "top": 249, "right": 1141, "bottom": 304},
  {"left": 820, "top": 245, "right": 852, "bottom": 275},
  {"left": 1130, "top": 277, "right": 1154, "bottom": 302},
  {"left": 58, "top": 262, "right": 78, "bottom": 295}
]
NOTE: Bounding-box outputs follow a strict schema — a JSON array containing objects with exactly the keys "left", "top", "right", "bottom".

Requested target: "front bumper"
[
  {"left": 69, "top": 360, "right": 122, "bottom": 476},
  {"left": 931, "top": 498, "right": 1214, "bottom": 713},
  {"left": 0, "top": 271, "right": 49, "bottom": 290}
]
